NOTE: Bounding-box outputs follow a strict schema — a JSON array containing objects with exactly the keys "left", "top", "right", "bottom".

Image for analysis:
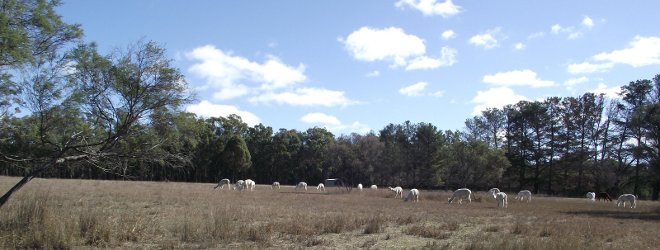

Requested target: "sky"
[{"left": 57, "top": 0, "right": 660, "bottom": 135}]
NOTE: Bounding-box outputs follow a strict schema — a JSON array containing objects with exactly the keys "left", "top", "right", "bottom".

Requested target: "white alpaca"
[
  {"left": 448, "top": 188, "right": 472, "bottom": 204},
  {"left": 214, "top": 178, "right": 231, "bottom": 190},
  {"left": 295, "top": 182, "right": 308, "bottom": 191},
  {"left": 586, "top": 192, "right": 595, "bottom": 201},
  {"left": 488, "top": 188, "right": 501, "bottom": 198},
  {"left": 495, "top": 192, "right": 508, "bottom": 208},
  {"left": 234, "top": 180, "right": 246, "bottom": 191},
  {"left": 317, "top": 183, "right": 325, "bottom": 192},
  {"left": 516, "top": 190, "right": 532, "bottom": 202},
  {"left": 388, "top": 186, "right": 403, "bottom": 199},
  {"left": 271, "top": 182, "right": 280, "bottom": 189},
  {"left": 245, "top": 179, "right": 256, "bottom": 191},
  {"left": 404, "top": 189, "right": 419, "bottom": 202},
  {"left": 616, "top": 194, "right": 637, "bottom": 208},
  {"left": 370, "top": 185, "right": 377, "bottom": 190},
  {"left": 357, "top": 183, "right": 363, "bottom": 191}
]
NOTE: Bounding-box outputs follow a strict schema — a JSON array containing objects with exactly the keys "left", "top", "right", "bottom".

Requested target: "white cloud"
[
  {"left": 300, "top": 113, "right": 371, "bottom": 135},
  {"left": 186, "top": 100, "right": 260, "bottom": 126},
  {"left": 472, "top": 87, "right": 527, "bottom": 115},
  {"left": 592, "top": 83, "right": 621, "bottom": 98},
  {"left": 405, "top": 46, "right": 457, "bottom": 70},
  {"left": 430, "top": 90, "right": 445, "bottom": 97},
  {"left": 564, "top": 76, "right": 589, "bottom": 87},
  {"left": 442, "top": 29, "right": 456, "bottom": 40},
  {"left": 514, "top": 43, "right": 526, "bottom": 50},
  {"left": 366, "top": 70, "right": 380, "bottom": 77},
  {"left": 248, "top": 87, "right": 356, "bottom": 107},
  {"left": 482, "top": 69, "right": 555, "bottom": 88},
  {"left": 301, "top": 112, "right": 341, "bottom": 126},
  {"left": 592, "top": 36, "right": 660, "bottom": 67},
  {"left": 468, "top": 27, "right": 502, "bottom": 49},
  {"left": 186, "top": 45, "right": 306, "bottom": 100},
  {"left": 400, "top": 81, "right": 428, "bottom": 96},
  {"left": 567, "top": 62, "right": 614, "bottom": 74},
  {"left": 342, "top": 26, "right": 426, "bottom": 67},
  {"left": 582, "top": 16, "right": 594, "bottom": 28},
  {"left": 568, "top": 32, "right": 582, "bottom": 40},
  {"left": 568, "top": 36, "right": 660, "bottom": 74},
  {"left": 395, "top": 0, "right": 461, "bottom": 18}
]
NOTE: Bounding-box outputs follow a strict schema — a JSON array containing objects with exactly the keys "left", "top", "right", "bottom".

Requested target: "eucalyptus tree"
[
  {"left": 245, "top": 123, "right": 274, "bottom": 184},
  {"left": 271, "top": 128, "right": 302, "bottom": 184},
  {"left": 299, "top": 127, "right": 334, "bottom": 182}
]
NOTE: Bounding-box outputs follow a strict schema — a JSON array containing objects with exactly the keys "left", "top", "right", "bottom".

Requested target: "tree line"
[{"left": 1, "top": 1, "right": 658, "bottom": 207}]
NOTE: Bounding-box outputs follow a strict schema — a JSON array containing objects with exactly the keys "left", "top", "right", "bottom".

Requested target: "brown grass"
[{"left": 0, "top": 177, "right": 658, "bottom": 249}]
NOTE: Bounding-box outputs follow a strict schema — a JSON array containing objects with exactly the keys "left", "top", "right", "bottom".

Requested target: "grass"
[{"left": 0, "top": 177, "right": 658, "bottom": 249}]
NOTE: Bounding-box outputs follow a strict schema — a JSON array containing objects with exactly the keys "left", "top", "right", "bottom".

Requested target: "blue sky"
[{"left": 57, "top": 0, "right": 660, "bottom": 135}]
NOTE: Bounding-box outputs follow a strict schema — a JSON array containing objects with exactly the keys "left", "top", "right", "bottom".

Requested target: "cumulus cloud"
[
  {"left": 399, "top": 81, "right": 445, "bottom": 97},
  {"left": 592, "top": 36, "right": 660, "bottom": 67},
  {"left": 568, "top": 36, "right": 660, "bottom": 74},
  {"left": 582, "top": 16, "right": 594, "bottom": 28},
  {"left": 482, "top": 70, "right": 555, "bottom": 88},
  {"left": 186, "top": 100, "right": 260, "bottom": 126},
  {"left": 400, "top": 81, "right": 429, "bottom": 96},
  {"left": 248, "top": 87, "right": 356, "bottom": 107},
  {"left": 528, "top": 32, "right": 545, "bottom": 39},
  {"left": 395, "top": 0, "right": 461, "bottom": 18},
  {"left": 468, "top": 27, "right": 502, "bottom": 49},
  {"left": 186, "top": 45, "right": 306, "bottom": 99},
  {"left": 300, "top": 113, "right": 371, "bottom": 135},
  {"left": 472, "top": 87, "right": 527, "bottom": 115},
  {"left": 342, "top": 26, "right": 425, "bottom": 67},
  {"left": 514, "top": 43, "right": 526, "bottom": 50},
  {"left": 567, "top": 62, "right": 614, "bottom": 74},
  {"left": 442, "top": 29, "right": 456, "bottom": 40},
  {"left": 592, "top": 83, "right": 621, "bottom": 98},
  {"left": 405, "top": 47, "right": 457, "bottom": 70},
  {"left": 301, "top": 112, "right": 341, "bottom": 125}
]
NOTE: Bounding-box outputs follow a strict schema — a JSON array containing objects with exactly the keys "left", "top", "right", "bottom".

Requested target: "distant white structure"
[
  {"left": 214, "top": 179, "right": 231, "bottom": 190},
  {"left": 404, "top": 189, "right": 419, "bottom": 202},
  {"left": 448, "top": 188, "right": 472, "bottom": 204},
  {"left": 272, "top": 182, "right": 280, "bottom": 189},
  {"left": 586, "top": 192, "right": 595, "bottom": 201},
  {"left": 295, "top": 182, "right": 308, "bottom": 191},
  {"left": 616, "top": 194, "right": 637, "bottom": 208}
]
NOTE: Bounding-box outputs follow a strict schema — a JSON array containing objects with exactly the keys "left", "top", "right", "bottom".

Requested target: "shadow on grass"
[{"left": 562, "top": 209, "right": 660, "bottom": 221}]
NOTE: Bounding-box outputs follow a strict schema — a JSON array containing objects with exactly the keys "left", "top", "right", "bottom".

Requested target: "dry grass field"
[{"left": 0, "top": 176, "right": 658, "bottom": 249}]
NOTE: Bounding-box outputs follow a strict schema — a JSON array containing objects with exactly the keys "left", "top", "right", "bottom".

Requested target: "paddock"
[{"left": 0, "top": 177, "right": 658, "bottom": 249}]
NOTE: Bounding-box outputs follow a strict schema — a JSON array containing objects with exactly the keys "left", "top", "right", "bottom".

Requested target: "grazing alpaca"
[
  {"left": 388, "top": 186, "right": 403, "bottom": 199},
  {"left": 272, "top": 182, "right": 280, "bottom": 189},
  {"left": 616, "top": 194, "right": 637, "bottom": 208},
  {"left": 516, "top": 190, "right": 532, "bottom": 202},
  {"left": 295, "top": 182, "right": 308, "bottom": 191},
  {"left": 595, "top": 192, "right": 612, "bottom": 202},
  {"left": 586, "top": 192, "right": 595, "bottom": 201},
  {"left": 214, "top": 179, "right": 231, "bottom": 190},
  {"left": 495, "top": 192, "right": 508, "bottom": 208},
  {"left": 488, "top": 188, "right": 501, "bottom": 198},
  {"left": 245, "top": 179, "right": 256, "bottom": 191},
  {"left": 404, "top": 189, "right": 419, "bottom": 202},
  {"left": 234, "top": 180, "right": 246, "bottom": 191},
  {"left": 357, "top": 183, "right": 363, "bottom": 191},
  {"left": 448, "top": 188, "right": 472, "bottom": 204},
  {"left": 370, "top": 185, "right": 377, "bottom": 190},
  {"left": 317, "top": 183, "right": 325, "bottom": 192}
]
